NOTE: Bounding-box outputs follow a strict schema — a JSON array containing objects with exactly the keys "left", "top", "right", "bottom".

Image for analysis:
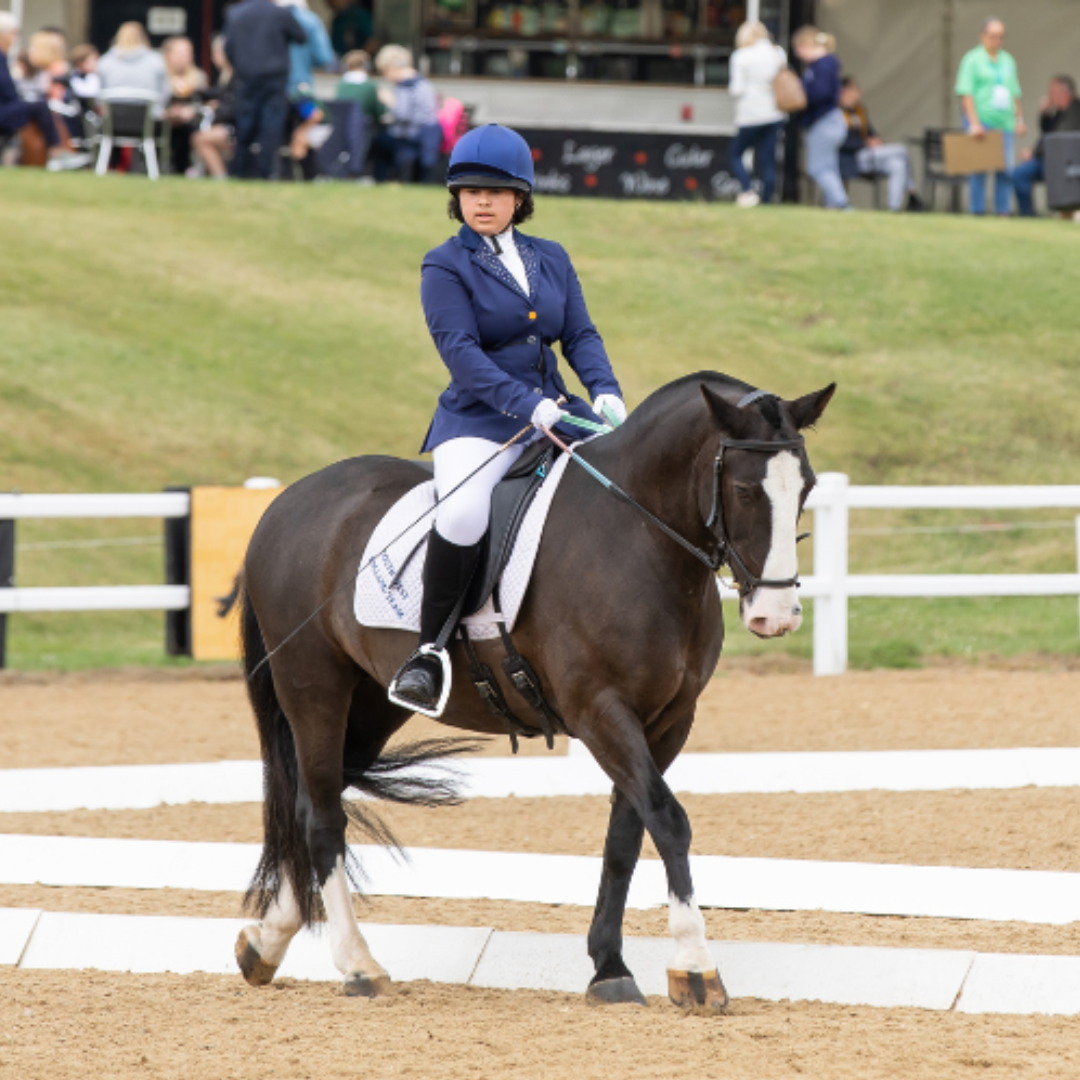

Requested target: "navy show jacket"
[{"left": 419, "top": 224, "right": 621, "bottom": 452}]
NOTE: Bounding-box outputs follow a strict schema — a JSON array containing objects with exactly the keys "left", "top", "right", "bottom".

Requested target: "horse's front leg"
[
  {"left": 586, "top": 787, "right": 647, "bottom": 1005},
  {"left": 581, "top": 710, "right": 728, "bottom": 1013}
]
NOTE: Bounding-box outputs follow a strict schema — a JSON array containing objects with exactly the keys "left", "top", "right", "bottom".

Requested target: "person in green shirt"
[
  {"left": 335, "top": 49, "right": 386, "bottom": 124},
  {"left": 954, "top": 17, "right": 1026, "bottom": 215}
]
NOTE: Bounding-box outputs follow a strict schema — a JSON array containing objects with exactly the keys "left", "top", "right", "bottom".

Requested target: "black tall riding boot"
[{"left": 389, "top": 529, "right": 483, "bottom": 715}]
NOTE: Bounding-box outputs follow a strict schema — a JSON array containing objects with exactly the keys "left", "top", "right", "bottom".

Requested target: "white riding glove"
[
  {"left": 593, "top": 394, "right": 628, "bottom": 425},
  {"left": 531, "top": 397, "right": 562, "bottom": 431}
]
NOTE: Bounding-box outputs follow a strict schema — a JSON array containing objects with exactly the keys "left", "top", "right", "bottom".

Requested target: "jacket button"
[
  {"left": 533, "top": 388, "right": 542, "bottom": 395},
  {"left": 527, "top": 335, "right": 537, "bottom": 344},
  {"left": 528, "top": 311, "right": 537, "bottom": 320}
]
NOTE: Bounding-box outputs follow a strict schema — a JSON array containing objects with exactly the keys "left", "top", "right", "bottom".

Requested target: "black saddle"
[{"left": 462, "top": 440, "right": 559, "bottom": 616}]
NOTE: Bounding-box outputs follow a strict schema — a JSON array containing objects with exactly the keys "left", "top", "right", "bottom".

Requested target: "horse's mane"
[{"left": 628, "top": 371, "right": 782, "bottom": 430}]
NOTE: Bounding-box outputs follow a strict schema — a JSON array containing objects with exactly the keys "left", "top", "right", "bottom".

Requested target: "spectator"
[
  {"left": 278, "top": 0, "right": 334, "bottom": 100},
  {"left": 26, "top": 30, "right": 82, "bottom": 148},
  {"left": 163, "top": 36, "right": 207, "bottom": 175},
  {"left": 839, "top": 76, "right": 923, "bottom": 212},
  {"left": 793, "top": 25, "right": 849, "bottom": 210},
  {"left": 192, "top": 35, "right": 237, "bottom": 179},
  {"left": 97, "top": 22, "right": 169, "bottom": 106},
  {"left": 727, "top": 19, "right": 786, "bottom": 208},
  {"left": 373, "top": 44, "right": 439, "bottom": 182},
  {"left": 27, "top": 29, "right": 67, "bottom": 96},
  {"left": 224, "top": 0, "right": 307, "bottom": 179},
  {"left": 163, "top": 36, "right": 206, "bottom": 98},
  {"left": 68, "top": 43, "right": 101, "bottom": 100},
  {"left": 0, "top": 11, "right": 83, "bottom": 168},
  {"left": 336, "top": 49, "right": 384, "bottom": 124},
  {"left": 955, "top": 17, "right": 1024, "bottom": 216},
  {"left": 328, "top": 0, "right": 373, "bottom": 57},
  {"left": 1013, "top": 75, "right": 1080, "bottom": 217}
]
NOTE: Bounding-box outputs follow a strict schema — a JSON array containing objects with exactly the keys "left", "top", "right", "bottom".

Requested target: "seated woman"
[
  {"left": 0, "top": 14, "right": 83, "bottom": 169},
  {"left": 191, "top": 36, "right": 236, "bottom": 179},
  {"left": 389, "top": 124, "right": 627, "bottom": 716},
  {"left": 163, "top": 36, "right": 207, "bottom": 175}
]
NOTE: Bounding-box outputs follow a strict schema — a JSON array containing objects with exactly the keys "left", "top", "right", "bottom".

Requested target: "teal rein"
[{"left": 558, "top": 408, "right": 622, "bottom": 435}]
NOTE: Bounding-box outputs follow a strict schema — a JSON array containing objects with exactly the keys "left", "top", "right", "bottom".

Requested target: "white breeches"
[{"left": 432, "top": 436, "right": 530, "bottom": 547}]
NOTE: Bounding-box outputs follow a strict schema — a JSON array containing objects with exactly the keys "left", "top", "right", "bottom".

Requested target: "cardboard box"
[{"left": 943, "top": 130, "right": 1006, "bottom": 176}]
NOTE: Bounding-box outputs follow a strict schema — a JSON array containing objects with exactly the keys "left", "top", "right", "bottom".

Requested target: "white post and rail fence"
[{"left": 1, "top": 476, "right": 1080, "bottom": 674}]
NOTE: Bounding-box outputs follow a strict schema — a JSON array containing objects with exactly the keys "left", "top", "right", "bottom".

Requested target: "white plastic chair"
[{"left": 95, "top": 89, "right": 169, "bottom": 180}]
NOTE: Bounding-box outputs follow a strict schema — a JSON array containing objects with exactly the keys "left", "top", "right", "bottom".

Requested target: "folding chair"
[{"left": 914, "top": 128, "right": 965, "bottom": 213}]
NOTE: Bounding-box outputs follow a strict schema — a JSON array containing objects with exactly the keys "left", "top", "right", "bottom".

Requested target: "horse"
[{"left": 233, "top": 371, "right": 835, "bottom": 1010}]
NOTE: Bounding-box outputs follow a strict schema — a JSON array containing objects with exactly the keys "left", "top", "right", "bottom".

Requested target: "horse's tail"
[
  {"left": 239, "top": 580, "right": 324, "bottom": 926},
  {"left": 240, "top": 577, "right": 476, "bottom": 928}
]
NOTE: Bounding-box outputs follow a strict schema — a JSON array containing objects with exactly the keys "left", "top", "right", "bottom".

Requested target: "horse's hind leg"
[
  {"left": 236, "top": 875, "right": 303, "bottom": 986},
  {"left": 291, "top": 699, "right": 393, "bottom": 997}
]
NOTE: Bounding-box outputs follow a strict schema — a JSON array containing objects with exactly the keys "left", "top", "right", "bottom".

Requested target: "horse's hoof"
[
  {"left": 235, "top": 926, "right": 278, "bottom": 987},
  {"left": 343, "top": 973, "right": 392, "bottom": 998},
  {"left": 667, "top": 968, "right": 729, "bottom": 1013},
  {"left": 586, "top": 976, "right": 647, "bottom": 1007}
]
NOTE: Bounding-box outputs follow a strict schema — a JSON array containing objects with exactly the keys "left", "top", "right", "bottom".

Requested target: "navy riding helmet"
[{"left": 446, "top": 124, "right": 535, "bottom": 194}]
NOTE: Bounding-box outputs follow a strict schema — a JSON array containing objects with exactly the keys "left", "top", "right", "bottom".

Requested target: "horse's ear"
[
  {"left": 700, "top": 385, "right": 757, "bottom": 438},
  {"left": 785, "top": 383, "right": 837, "bottom": 430}
]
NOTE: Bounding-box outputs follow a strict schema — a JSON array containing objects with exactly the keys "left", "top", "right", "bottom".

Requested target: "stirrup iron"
[{"left": 387, "top": 644, "right": 453, "bottom": 719}]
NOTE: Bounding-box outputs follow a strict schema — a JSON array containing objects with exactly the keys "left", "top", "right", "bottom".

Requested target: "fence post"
[
  {"left": 812, "top": 472, "right": 849, "bottom": 676},
  {"left": 164, "top": 487, "right": 191, "bottom": 657},
  {"left": 0, "top": 518, "right": 12, "bottom": 670}
]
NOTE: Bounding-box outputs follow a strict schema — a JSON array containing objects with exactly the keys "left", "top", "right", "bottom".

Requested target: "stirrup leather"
[{"left": 387, "top": 644, "right": 453, "bottom": 719}]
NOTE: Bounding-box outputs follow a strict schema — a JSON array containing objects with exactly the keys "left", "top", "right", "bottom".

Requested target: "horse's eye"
[{"left": 734, "top": 484, "right": 755, "bottom": 505}]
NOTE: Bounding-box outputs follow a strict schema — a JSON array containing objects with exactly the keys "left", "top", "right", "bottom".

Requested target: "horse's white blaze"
[
  {"left": 321, "top": 855, "right": 387, "bottom": 979},
  {"left": 257, "top": 874, "right": 303, "bottom": 966},
  {"left": 668, "top": 894, "right": 714, "bottom": 973},
  {"left": 740, "top": 450, "right": 804, "bottom": 636}
]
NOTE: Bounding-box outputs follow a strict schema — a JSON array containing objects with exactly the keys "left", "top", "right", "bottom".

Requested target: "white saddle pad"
[{"left": 353, "top": 451, "right": 572, "bottom": 640}]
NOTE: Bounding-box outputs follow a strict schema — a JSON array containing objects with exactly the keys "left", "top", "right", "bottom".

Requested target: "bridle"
[
  {"left": 705, "top": 434, "right": 806, "bottom": 597},
  {"left": 702, "top": 387, "right": 807, "bottom": 598}
]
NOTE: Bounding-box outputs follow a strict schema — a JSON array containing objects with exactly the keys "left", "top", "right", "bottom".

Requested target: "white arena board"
[
  {"left": 3, "top": 834, "right": 1080, "bottom": 925},
  {"left": 1, "top": 746, "right": 1077, "bottom": 813}
]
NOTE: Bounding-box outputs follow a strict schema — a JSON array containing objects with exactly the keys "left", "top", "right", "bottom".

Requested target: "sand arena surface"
[{"left": 2, "top": 668, "right": 1080, "bottom": 1077}]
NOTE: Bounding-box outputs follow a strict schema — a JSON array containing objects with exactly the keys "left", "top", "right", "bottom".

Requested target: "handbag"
[{"left": 772, "top": 68, "right": 807, "bottom": 114}]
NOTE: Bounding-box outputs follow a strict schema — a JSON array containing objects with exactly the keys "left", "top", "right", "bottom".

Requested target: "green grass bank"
[{"left": 2, "top": 171, "right": 1078, "bottom": 670}]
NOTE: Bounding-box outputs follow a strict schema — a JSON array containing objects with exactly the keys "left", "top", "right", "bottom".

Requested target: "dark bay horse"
[{"left": 234, "top": 372, "right": 835, "bottom": 1010}]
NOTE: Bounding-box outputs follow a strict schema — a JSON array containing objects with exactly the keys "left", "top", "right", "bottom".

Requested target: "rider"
[{"left": 389, "top": 123, "right": 626, "bottom": 716}]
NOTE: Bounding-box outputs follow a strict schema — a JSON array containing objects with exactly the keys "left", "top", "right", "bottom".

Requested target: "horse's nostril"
[{"left": 792, "top": 604, "right": 803, "bottom": 617}]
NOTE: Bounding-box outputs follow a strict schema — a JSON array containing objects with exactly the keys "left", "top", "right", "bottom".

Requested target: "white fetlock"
[{"left": 322, "top": 856, "right": 391, "bottom": 997}]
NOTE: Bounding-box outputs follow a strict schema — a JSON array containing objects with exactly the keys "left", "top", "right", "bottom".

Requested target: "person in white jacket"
[{"left": 728, "top": 21, "right": 787, "bottom": 207}]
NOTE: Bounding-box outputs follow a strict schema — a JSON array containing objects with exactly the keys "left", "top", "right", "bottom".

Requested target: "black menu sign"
[{"left": 520, "top": 129, "right": 741, "bottom": 202}]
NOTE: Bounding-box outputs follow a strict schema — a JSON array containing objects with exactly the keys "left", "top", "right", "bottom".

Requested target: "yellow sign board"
[{"left": 191, "top": 485, "right": 283, "bottom": 661}]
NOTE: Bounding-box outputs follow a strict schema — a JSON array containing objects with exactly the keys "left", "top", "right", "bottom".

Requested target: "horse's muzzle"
[{"left": 740, "top": 589, "right": 803, "bottom": 639}]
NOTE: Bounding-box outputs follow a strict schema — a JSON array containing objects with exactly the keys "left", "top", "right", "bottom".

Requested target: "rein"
[
  {"left": 545, "top": 391, "right": 807, "bottom": 598},
  {"left": 540, "top": 426, "right": 722, "bottom": 573}
]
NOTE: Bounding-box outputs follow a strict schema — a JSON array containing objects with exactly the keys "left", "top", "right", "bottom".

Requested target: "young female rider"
[{"left": 389, "top": 123, "right": 626, "bottom": 716}]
